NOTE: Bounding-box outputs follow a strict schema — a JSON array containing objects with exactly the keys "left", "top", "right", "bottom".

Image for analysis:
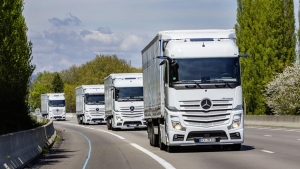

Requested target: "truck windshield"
[
  {"left": 170, "top": 57, "right": 241, "bottom": 85},
  {"left": 85, "top": 95, "right": 105, "bottom": 105},
  {"left": 49, "top": 100, "right": 65, "bottom": 107},
  {"left": 115, "top": 87, "right": 143, "bottom": 101}
]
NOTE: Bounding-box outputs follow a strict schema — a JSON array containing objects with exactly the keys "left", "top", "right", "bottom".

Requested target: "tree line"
[{"left": 236, "top": 0, "right": 300, "bottom": 115}]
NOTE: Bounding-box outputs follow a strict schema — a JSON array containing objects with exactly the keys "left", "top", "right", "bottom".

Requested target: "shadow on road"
[{"left": 167, "top": 144, "right": 255, "bottom": 153}]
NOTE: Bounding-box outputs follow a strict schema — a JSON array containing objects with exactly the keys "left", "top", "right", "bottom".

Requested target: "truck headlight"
[
  {"left": 116, "top": 116, "right": 122, "bottom": 121},
  {"left": 171, "top": 116, "right": 185, "bottom": 130},
  {"left": 228, "top": 114, "right": 242, "bottom": 129}
]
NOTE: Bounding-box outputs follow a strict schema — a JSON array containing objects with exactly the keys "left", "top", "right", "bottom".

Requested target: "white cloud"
[{"left": 24, "top": 0, "right": 240, "bottom": 73}]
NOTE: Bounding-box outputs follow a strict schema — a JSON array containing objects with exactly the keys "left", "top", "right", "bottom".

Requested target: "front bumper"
[
  {"left": 165, "top": 109, "right": 244, "bottom": 146},
  {"left": 167, "top": 126, "right": 244, "bottom": 146},
  {"left": 85, "top": 115, "right": 106, "bottom": 124},
  {"left": 113, "top": 118, "right": 147, "bottom": 129}
]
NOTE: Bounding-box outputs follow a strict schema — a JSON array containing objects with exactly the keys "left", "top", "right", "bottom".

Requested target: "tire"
[
  {"left": 231, "top": 144, "right": 241, "bottom": 151},
  {"left": 167, "top": 146, "right": 178, "bottom": 153},
  {"left": 77, "top": 117, "right": 82, "bottom": 124},
  {"left": 150, "top": 123, "right": 158, "bottom": 147},
  {"left": 158, "top": 126, "right": 166, "bottom": 151},
  {"left": 149, "top": 124, "right": 154, "bottom": 146},
  {"left": 107, "top": 118, "right": 112, "bottom": 130}
]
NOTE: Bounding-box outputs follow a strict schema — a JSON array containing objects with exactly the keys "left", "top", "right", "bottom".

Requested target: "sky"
[{"left": 23, "top": 0, "right": 299, "bottom": 74}]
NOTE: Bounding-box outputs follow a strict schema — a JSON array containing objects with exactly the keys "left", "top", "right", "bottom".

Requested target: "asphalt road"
[{"left": 32, "top": 118, "right": 300, "bottom": 169}]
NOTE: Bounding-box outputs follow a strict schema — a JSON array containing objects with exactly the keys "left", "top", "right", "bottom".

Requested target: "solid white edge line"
[
  {"left": 131, "top": 143, "right": 176, "bottom": 169},
  {"left": 98, "top": 129, "right": 125, "bottom": 140},
  {"left": 261, "top": 150, "right": 274, "bottom": 154}
]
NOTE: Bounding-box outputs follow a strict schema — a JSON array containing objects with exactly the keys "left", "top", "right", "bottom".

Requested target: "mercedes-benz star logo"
[
  {"left": 200, "top": 99, "right": 212, "bottom": 110},
  {"left": 96, "top": 108, "right": 99, "bottom": 111},
  {"left": 130, "top": 106, "right": 135, "bottom": 111}
]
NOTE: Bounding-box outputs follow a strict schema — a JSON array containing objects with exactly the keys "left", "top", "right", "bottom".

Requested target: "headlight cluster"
[
  {"left": 116, "top": 116, "right": 123, "bottom": 121},
  {"left": 228, "top": 114, "right": 242, "bottom": 130},
  {"left": 171, "top": 116, "right": 185, "bottom": 130}
]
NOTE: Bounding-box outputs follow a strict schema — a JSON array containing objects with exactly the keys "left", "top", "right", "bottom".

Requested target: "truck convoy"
[
  {"left": 104, "top": 73, "right": 147, "bottom": 130},
  {"left": 76, "top": 85, "right": 106, "bottom": 124},
  {"left": 142, "top": 29, "right": 246, "bottom": 152},
  {"left": 41, "top": 93, "right": 66, "bottom": 120}
]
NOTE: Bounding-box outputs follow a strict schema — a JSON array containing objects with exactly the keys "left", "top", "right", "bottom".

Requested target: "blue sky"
[{"left": 23, "top": 0, "right": 299, "bottom": 74}]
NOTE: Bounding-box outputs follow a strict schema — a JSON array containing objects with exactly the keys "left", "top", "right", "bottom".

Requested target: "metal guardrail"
[{"left": 245, "top": 115, "right": 300, "bottom": 128}]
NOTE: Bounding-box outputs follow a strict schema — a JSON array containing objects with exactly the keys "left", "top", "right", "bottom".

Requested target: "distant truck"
[
  {"left": 41, "top": 93, "right": 66, "bottom": 120},
  {"left": 142, "top": 29, "right": 246, "bottom": 152},
  {"left": 76, "top": 85, "right": 106, "bottom": 124},
  {"left": 104, "top": 73, "right": 147, "bottom": 130}
]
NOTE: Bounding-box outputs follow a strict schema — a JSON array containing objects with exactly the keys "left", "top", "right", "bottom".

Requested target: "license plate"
[
  {"left": 127, "top": 124, "right": 136, "bottom": 127},
  {"left": 199, "top": 138, "right": 216, "bottom": 142}
]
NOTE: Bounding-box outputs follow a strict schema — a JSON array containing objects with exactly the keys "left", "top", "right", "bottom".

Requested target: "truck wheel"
[
  {"left": 77, "top": 117, "right": 82, "bottom": 124},
  {"left": 107, "top": 118, "right": 112, "bottom": 130},
  {"left": 158, "top": 126, "right": 166, "bottom": 150},
  {"left": 150, "top": 123, "right": 158, "bottom": 147},
  {"left": 167, "top": 146, "right": 178, "bottom": 153}
]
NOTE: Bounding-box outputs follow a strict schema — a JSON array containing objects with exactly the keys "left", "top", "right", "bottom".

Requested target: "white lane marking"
[
  {"left": 285, "top": 130, "right": 295, "bottom": 131},
  {"left": 264, "top": 135, "right": 272, "bottom": 137},
  {"left": 62, "top": 122, "right": 176, "bottom": 169},
  {"left": 297, "top": 139, "right": 300, "bottom": 141},
  {"left": 258, "top": 127, "right": 271, "bottom": 129},
  {"left": 97, "top": 129, "right": 125, "bottom": 140},
  {"left": 131, "top": 143, "right": 176, "bottom": 169},
  {"left": 261, "top": 150, "right": 274, "bottom": 154},
  {"left": 69, "top": 130, "right": 92, "bottom": 169}
]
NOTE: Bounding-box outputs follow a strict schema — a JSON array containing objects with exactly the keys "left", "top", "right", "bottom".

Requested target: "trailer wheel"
[{"left": 149, "top": 123, "right": 158, "bottom": 147}]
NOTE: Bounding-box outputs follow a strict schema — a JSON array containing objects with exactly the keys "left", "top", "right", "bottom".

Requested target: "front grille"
[
  {"left": 52, "top": 109, "right": 64, "bottom": 115},
  {"left": 120, "top": 106, "right": 144, "bottom": 112},
  {"left": 186, "top": 131, "right": 228, "bottom": 141},
  {"left": 90, "top": 112, "right": 105, "bottom": 116},
  {"left": 180, "top": 99, "right": 233, "bottom": 127},
  {"left": 121, "top": 112, "right": 144, "bottom": 118}
]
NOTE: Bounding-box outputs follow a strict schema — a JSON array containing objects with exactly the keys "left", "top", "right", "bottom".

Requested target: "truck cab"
[
  {"left": 41, "top": 93, "right": 66, "bottom": 120},
  {"left": 104, "top": 73, "right": 147, "bottom": 130},
  {"left": 76, "top": 85, "right": 106, "bottom": 124}
]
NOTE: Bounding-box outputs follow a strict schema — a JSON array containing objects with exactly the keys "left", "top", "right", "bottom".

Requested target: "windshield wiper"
[
  {"left": 209, "top": 80, "right": 234, "bottom": 89},
  {"left": 176, "top": 80, "right": 203, "bottom": 89}
]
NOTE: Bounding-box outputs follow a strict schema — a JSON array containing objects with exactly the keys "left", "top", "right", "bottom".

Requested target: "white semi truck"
[
  {"left": 41, "top": 93, "right": 66, "bottom": 120},
  {"left": 104, "top": 73, "right": 147, "bottom": 130},
  {"left": 142, "top": 29, "right": 246, "bottom": 152},
  {"left": 76, "top": 85, "right": 106, "bottom": 124}
]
